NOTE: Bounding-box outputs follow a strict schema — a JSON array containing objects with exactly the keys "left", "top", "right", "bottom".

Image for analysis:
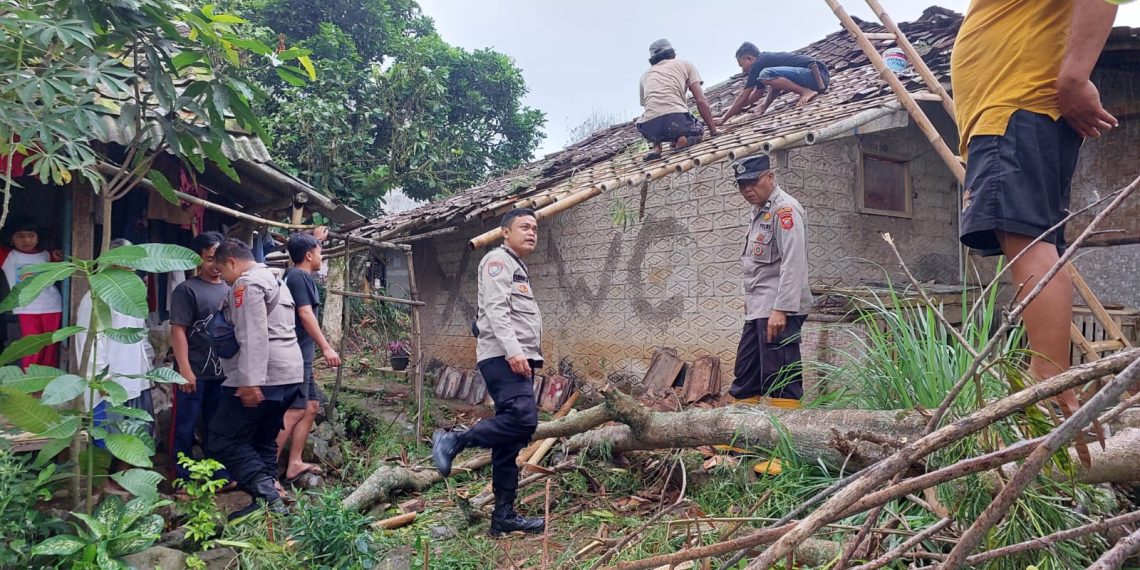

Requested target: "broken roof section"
[{"left": 350, "top": 6, "right": 962, "bottom": 241}]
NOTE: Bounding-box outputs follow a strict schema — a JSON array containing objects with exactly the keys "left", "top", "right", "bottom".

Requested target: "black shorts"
[
  {"left": 289, "top": 359, "right": 323, "bottom": 409},
  {"left": 636, "top": 112, "right": 704, "bottom": 145},
  {"left": 960, "top": 110, "right": 1082, "bottom": 257}
]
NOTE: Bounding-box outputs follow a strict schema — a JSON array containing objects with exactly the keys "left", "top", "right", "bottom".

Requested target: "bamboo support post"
[
  {"left": 824, "top": 0, "right": 965, "bottom": 184},
  {"left": 326, "top": 288, "right": 426, "bottom": 307},
  {"left": 328, "top": 249, "right": 350, "bottom": 423},
  {"left": 864, "top": 0, "right": 956, "bottom": 120},
  {"left": 406, "top": 249, "right": 426, "bottom": 441}
]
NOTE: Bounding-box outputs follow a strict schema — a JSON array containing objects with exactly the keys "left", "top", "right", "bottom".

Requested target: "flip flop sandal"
[
  {"left": 284, "top": 465, "right": 323, "bottom": 489},
  {"left": 643, "top": 151, "right": 663, "bottom": 162}
]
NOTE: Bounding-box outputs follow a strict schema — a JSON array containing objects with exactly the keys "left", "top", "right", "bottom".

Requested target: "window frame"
[{"left": 856, "top": 149, "right": 914, "bottom": 219}]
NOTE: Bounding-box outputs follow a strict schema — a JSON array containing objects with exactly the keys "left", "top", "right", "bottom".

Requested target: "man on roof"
[
  {"left": 715, "top": 43, "right": 830, "bottom": 125},
  {"left": 636, "top": 39, "right": 719, "bottom": 162}
]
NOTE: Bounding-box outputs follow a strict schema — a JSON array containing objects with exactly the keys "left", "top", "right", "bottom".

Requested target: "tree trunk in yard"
[{"left": 343, "top": 384, "right": 1140, "bottom": 513}]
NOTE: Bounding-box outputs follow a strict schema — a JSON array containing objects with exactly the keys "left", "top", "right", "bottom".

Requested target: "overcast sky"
[{"left": 417, "top": 0, "right": 1140, "bottom": 157}]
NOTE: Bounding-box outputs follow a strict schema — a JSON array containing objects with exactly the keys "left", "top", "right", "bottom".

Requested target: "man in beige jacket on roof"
[{"left": 636, "top": 39, "right": 719, "bottom": 161}]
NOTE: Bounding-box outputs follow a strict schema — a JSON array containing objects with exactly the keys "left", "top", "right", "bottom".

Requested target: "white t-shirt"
[
  {"left": 75, "top": 293, "right": 154, "bottom": 404},
  {"left": 2, "top": 249, "right": 63, "bottom": 315}
]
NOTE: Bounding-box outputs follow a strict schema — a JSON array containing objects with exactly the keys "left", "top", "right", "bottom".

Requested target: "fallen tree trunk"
[{"left": 345, "top": 365, "right": 1140, "bottom": 512}]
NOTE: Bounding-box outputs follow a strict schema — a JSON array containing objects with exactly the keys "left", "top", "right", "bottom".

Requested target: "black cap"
[{"left": 731, "top": 155, "right": 771, "bottom": 181}]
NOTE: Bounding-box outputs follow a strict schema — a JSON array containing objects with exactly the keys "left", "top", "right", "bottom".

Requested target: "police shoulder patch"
[
  {"left": 233, "top": 285, "right": 246, "bottom": 308},
  {"left": 486, "top": 259, "right": 506, "bottom": 277},
  {"left": 777, "top": 206, "right": 795, "bottom": 230}
]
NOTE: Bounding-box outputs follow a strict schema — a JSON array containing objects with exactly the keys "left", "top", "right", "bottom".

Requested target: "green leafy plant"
[
  {"left": 288, "top": 489, "right": 377, "bottom": 570},
  {"left": 31, "top": 494, "right": 169, "bottom": 570},
  {"left": 173, "top": 453, "right": 228, "bottom": 549},
  {"left": 0, "top": 446, "right": 67, "bottom": 566},
  {"left": 0, "top": 244, "right": 200, "bottom": 510}
]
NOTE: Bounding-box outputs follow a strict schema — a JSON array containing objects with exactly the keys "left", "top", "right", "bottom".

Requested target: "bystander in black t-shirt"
[
  {"left": 744, "top": 51, "right": 826, "bottom": 89},
  {"left": 284, "top": 267, "right": 321, "bottom": 364},
  {"left": 169, "top": 276, "right": 229, "bottom": 381}
]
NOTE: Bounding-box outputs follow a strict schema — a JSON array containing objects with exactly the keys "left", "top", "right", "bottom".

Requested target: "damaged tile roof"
[{"left": 350, "top": 6, "right": 963, "bottom": 240}]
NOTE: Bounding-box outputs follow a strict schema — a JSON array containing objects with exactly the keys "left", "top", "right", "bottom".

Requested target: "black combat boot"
[
  {"left": 489, "top": 496, "right": 545, "bottom": 537},
  {"left": 228, "top": 476, "right": 288, "bottom": 521},
  {"left": 431, "top": 430, "right": 466, "bottom": 477}
]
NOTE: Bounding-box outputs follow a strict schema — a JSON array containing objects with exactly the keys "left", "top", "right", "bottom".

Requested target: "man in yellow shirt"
[{"left": 952, "top": 0, "right": 1118, "bottom": 408}]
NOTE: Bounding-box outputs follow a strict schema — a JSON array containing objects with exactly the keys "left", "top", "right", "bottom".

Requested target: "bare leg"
[
  {"left": 997, "top": 232, "right": 1078, "bottom": 410},
  {"left": 761, "top": 76, "right": 818, "bottom": 107},
  {"left": 276, "top": 408, "right": 305, "bottom": 461},
  {"left": 284, "top": 400, "right": 320, "bottom": 479}
]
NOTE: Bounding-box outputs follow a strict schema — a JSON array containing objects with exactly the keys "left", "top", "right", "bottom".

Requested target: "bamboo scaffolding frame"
[
  {"left": 864, "top": 0, "right": 956, "bottom": 120},
  {"left": 823, "top": 0, "right": 965, "bottom": 183}
]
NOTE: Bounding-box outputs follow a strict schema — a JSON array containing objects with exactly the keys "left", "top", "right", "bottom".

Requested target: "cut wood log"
[
  {"left": 643, "top": 348, "right": 685, "bottom": 398},
  {"left": 683, "top": 356, "right": 722, "bottom": 404},
  {"left": 539, "top": 375, "right": 573, "bottom": 411}
]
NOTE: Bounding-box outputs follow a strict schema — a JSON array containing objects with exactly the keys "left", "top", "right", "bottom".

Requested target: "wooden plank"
[
  {"left": 1070, "top": 266, "right": 1132, "bottom": 347},
  {"left": 533, "top": 375, "right": 546, "bottom": 401},
  {"left": 642, "top": 348, "right": 685, "bottom": 398},
  {"left": 1089, "top": 340, "right": 1127, "bottom": 353},
  {"left": 683, "top": 356, "right": 722, "bottom": 404},
  {"left": 435, "top": 367, "right": 465, "bottom": 400},
  {"left": 466, "top": 369, "right": 488, "bottom": 405}
]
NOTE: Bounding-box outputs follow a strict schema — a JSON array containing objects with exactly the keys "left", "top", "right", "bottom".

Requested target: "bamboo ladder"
[{"left": 824, "top": 0, "right": 1132, "bottom": 366}]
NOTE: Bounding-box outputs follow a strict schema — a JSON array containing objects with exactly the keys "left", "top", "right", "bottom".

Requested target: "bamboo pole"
[
  {"left": 823, "top": 0, "right": 965, "bottom": 184},
  {"left": 693, "top": 149, "right": 733, "bottom": 167},
  {"left": 669, "top": 159, "right": 692, "bottom": 174},
  {"left": 406, "top": 249, "right": 426, "bottom": 442},
  {"left": 468, "top": 185, "right": 603, "bottom": 249},
  {"left": 863, "top": 0, "right": 956, "bottom": 120},
  {"left": 330, "top": 231, "right": 409, "bottom": 252},
  {"left": 805, "top": 104, "right": 902, "bottom": 145},
  {"left": 326, "top": 289, "right": 426, "bottom": 307},
  {"left": 328, "top": 248, "right": 350, "bottom": 424},
  {"left": 762, "top": 130, "right": 811, "bottom": 153},
  {"left": 95, "top": 162, "right": 319, "bottom": 230}
]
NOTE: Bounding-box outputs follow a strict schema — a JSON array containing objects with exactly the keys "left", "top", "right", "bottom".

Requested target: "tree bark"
[{"left": 344, "top": 368, "right": 1140, "bottom": 512}]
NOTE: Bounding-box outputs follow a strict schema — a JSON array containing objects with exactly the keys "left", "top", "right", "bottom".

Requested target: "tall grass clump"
[{"left": 812, "top": 280, "right": 1115, "bottom": 570}]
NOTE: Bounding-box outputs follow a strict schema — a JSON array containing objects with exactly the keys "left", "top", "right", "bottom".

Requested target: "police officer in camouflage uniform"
[
  {"left": 432, "top": 208, "right": 544, "bottom": 537},
  {"left": 728, "top": 155, "right": 812, "bottom": 410}
]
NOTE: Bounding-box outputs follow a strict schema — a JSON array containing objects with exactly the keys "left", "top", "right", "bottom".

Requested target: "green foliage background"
[{"left": 217, "top": 0, "right": 547, "bottom": 214}]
